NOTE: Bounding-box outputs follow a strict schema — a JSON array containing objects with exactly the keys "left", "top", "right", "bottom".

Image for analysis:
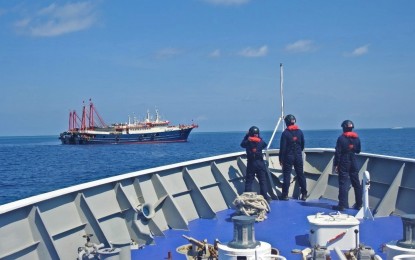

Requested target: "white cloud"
[
  {"left": 14, "top": 2, "right": 99, "bottom": 37},
  {"left": 209, "top": 49, "right": 221, "bottom": 58},
  {"left": 238, "top": 45, "right": 268, "bottom": 57},
  {"left": 155, "top": 48, "right": 182, "bottom": 59},
  {"left": 14, "top": 18, "right": 31, "bottom": 28},
  {"left": 345, "top": 44, "right": 370, "bottom": 57},
  {"left": 203, "top": 0, "right": 250, "bottom": 6},
  {"left": 285, "top": 40, "right": 315, "bottom": 53}
]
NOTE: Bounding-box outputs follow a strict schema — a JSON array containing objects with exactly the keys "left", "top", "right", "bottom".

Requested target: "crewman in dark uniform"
[
  {"left": 279, "top": 114, "right": 307, "bottom": 201},
  {"left": 241, "top": 126, "right": 271, "bottom": 202},
  {"left": 332, "top": 120, "right": 363, "bottom": 211}
]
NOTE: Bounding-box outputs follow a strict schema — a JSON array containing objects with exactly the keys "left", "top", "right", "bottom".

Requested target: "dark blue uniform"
[
  {"left": 279, "top": 125, "right": 307, "bottom": 199},
  {"left": 241, "top": 134, "right": 270, "bottom": 201},
  {"left": 334, "top": 132, "right": 362, "bottom": 209}
]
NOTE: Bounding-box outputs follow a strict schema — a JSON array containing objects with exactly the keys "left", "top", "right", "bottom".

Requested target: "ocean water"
[{"left": 0, "top": 128, "right": 414, "bottom": 206}]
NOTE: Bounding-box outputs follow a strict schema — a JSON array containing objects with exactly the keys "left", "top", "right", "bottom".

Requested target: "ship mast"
[
  {"left": 68, "top": 110, "right": 78, "bottom": 131},
  {"left": 267, "top": 63, "right": 285, "bottom": 149},
  {"left": 155, "top": 108, "right": 160, "bottom": 123},
  {"left": 70, "top": 100, "right": 108, "bottom": 132},
  {"left": 264, "top": 63, "right": 285, "bottom": 200},
  {"left": 88, "top": 100, "right": 107, "bottom": 129},
  {"left": 69, "top": 111, "right": 73, "bottom": 131},
  {"left": 146, "top": 110, "right": 150, "bottom": 123},
  {"left": 81, "top": 102, "right": 87, "bottom": 131}
]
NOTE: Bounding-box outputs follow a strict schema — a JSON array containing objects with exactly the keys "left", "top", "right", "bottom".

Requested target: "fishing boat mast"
[
  {"left": 88, "top": 100, "right": 107, "bottom": 129},
  {"left": 69, "top": 100, "right": 108, "bottom": 132},
  {"left": 68, "top": 110, "right": 79, "bottom": 131}
]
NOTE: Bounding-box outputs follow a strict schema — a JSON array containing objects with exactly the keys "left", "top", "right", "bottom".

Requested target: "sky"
[{"left": 0, "top": 0, "right": 414, "bottom": 136}]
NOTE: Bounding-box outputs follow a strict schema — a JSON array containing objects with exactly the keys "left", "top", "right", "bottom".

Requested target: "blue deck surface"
[{"left": 132, "top": 198, "right": 402, "bottom": 259}]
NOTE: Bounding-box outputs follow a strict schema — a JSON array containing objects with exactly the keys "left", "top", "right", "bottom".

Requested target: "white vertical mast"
[
  {"left": 265, "top": 63, "right": 285, "bottom": 200},
  {"left": 280, "top": 63, "right": 285, "bottom": 123},
  {"left": 267, "top": 63, "right": 285, "bottom": 149},
  {"left": 155, "top": 108, "right": 160, "bottom": 122},
  {"left": 146, "top": 110, "right": 150, "bottom": 123}
]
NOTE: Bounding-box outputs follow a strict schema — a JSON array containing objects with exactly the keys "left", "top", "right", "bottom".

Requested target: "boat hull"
[
  {"left": 1, "top": 149, "right": 414, "bottom": 259},
  {"left": 59, "top": 127, "right": 194, "bottom": 144}
]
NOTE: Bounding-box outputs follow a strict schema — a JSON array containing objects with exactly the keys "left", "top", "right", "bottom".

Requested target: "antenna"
[
  {"left": 264, "top": 63, "right": 286, "bottom": 200},
  {"left": 267, "top": 63, "right": 285, "bottom": 149}
]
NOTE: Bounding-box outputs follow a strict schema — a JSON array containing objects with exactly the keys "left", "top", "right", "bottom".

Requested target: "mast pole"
[
  {"left": 69, "top": 111, "right": 73, "bottom": 131},
  {"left": 267, "top": 63, "right": 284, "bottom": 149},
  {"left": 280, "top": 63, "right": 285, "bottom": 125},
  {"left": 89, "top": 100, "right": 94, "bottom": 129},
  {"left": 81, "top": 102, "right": 86, "bottom": 131},
  {"left": 264, "top": 63, "right": 285, "bottom": 200}
]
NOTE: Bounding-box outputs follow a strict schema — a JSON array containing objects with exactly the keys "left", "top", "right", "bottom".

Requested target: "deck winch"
[
  {"left": 177, "top": 215, "right": 286, "bottom": 259},
  {"left": 217, "top": 215, "right": 286, "bottom": 260},
  {"left": 227, "top": 215, "right": 260, "bottom": 249},
  {"left": 385, "top": 214, "right": 415, "bottom": 259}
]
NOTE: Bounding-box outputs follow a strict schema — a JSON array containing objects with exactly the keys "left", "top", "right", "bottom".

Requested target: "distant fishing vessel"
[{"left": 59, "top": 101, "right": 198, "bottom": 145}]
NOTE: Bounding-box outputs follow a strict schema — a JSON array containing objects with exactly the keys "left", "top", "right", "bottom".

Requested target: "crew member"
[
  {"left": 332, "top": 120, "right": 363, "bottom": 211},
  {"left": 241, "top": 126, "right": 271, "bottom": 202},
  {"left": 279, "top": 114, "right": 307, "bottom": 201}
]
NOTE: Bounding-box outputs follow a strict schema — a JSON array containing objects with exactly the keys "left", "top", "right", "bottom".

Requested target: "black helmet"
[
  {"left": 248, "top": 126, "right": 260, "bottom": 136},
  {"left": 284, "top": 114, "right": 296, "bottom": 126},
  {"left": 341, "top": 120, "right": 354, "bottom": 131}
]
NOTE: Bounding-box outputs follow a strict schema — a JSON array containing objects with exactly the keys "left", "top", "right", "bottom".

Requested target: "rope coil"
[{"left": 233, "top": 192, "right": 270, "bottom": 222}]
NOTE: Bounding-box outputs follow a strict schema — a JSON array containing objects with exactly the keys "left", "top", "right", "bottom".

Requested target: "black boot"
[
  {"left": 354, "top": 204, "right": 362, "bottom": 210},
  {"left": 332, "top": 205, "right": 345, "bottom": 211},
  {"left": 300, "top": 193, "right": 307, "bottom": 201}
]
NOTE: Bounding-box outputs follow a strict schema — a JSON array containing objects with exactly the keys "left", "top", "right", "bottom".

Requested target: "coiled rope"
[{"left": 233, "top": 192, "right": 270, "bottom": 222}]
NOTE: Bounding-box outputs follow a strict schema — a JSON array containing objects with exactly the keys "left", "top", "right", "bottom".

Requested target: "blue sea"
[{"left": 0, "top": 128, "right": 414, "bottom": 206}]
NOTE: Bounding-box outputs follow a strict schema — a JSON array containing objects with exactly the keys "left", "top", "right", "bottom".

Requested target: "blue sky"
[{"left": 0, "top": 0, "right": 414, "bottom": 136}]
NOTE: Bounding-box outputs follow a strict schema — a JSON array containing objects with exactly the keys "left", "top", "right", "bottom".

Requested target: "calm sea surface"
[{"left": 0, "top": 128, "right": 414, "bottom": 205}]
